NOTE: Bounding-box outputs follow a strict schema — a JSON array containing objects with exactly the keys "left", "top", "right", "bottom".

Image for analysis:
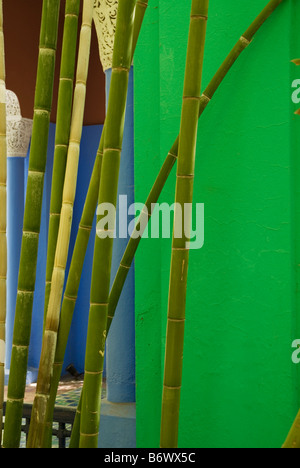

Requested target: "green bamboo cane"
[
  {"left": 27, "top": 0, "right": 94, "bottom": 449},
  {"left": 79, "top": 0, "right": 136, "bottom": 448},
  {"left": 282, "top": 410, "right": 300, "bottom": 448},
  {"left": 43, "top": 0, "right": 149, "bottom": 448},
  {"left": 69, "top": 0, "right": 284, "bottom": 447},
  {"left": 160, "top": 0, "right": 209, "bottom": 448},
  {"left": 2, "top": 0, "right": 60, "bottom": 449},
  {"left": 43, "top": 0, "right": 80, "bottom": 329},
  {"left": 0, "top": 0, "right": 6, "bottom": 447}
]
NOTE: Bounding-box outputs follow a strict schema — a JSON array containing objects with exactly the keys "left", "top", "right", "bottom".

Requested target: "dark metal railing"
[{"left": 2, "top": 402, "right": 76, "bottom": 448}]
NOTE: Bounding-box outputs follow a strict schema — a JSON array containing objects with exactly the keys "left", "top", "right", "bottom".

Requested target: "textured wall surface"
[{"left": 134, "top": 0, "right": 299, "bottom": 448}]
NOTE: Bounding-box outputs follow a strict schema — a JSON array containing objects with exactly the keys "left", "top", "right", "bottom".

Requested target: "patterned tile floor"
[{"left": 4, "top": 375, "right": 107, "bottom": 448}]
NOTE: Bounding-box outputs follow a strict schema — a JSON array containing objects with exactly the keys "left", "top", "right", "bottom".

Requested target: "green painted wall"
[{"left": 134, "top": 0, "right": 300, "bottom": 448}]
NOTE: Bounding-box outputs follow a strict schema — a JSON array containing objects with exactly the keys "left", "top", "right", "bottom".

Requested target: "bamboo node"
[
  {"left": 23, "top": 230, "right": 40, "bottom": 237},
  {"left": 34, "top": 109, "right": 50, "bottom": 117},
  {"left": 240, "top": 36, "right": 251, "bottom": 46},
  {"left": 64, "top": 294, "right": 77, "bottom": 303},
  {"left": 39, "top": 46, "right": 56, "bottom": 54},
  {"left": 17, "top": 289, "right": 34, "bottom": 295},
  {"left": 190, "top": 14, "right": 208, "bottom": 21},
  {"left": 168, "top": 318, "right": 186, "bottom": 323},
  {"left": 12, "top": 344, "right": 28, "bottom": 350},
  {"left": 69, "top": 138, "right": 81, "bottom": 145},
  {"left": 84, "top": 370, "right": 103, "bottom": 375},
  {"left": 7, "top": 397, "right": 24, "bottom": 403},
  {"left": 65, "top": 13, "right": 79, "bottom": 19},
  {"left": 177, "top": 174, "right": 194, "bottom": 179},
  {"left": 79, "top": 224, "right": 92, "bottom": 232},
  {"left": 60, "top": 77, "right": 73, "bottom": 83},
  {"left": 163, "top": 384, "right": 182, "bottom": 390},
  {"left": 112, "top": 66, "right": 130, "bottom": 73},
  {"left": 142, "top": 208, "right": 151, "bottom": 218},
  {"left": 80, "top": 432, "right": 99, "bottom": 437},
  {"left": 120, "top": 263, "right": 131, "bottom": 270},
  {"left": 28, "top": 169, "right": 45, "bottom": 176},
  {"left": 201, "top": 93, "right": 211, "bottom": 104},
  {"left": 35, "top": 393, "right": 48, "bottom": 400},
  {"left": 103, "top": 147, "right": 122, "bottom": 153},
  {"left": 75, "top": 79, "right": 87, "bottom": 86},
  {"left": 137, "top": 1, "right": 148, "bottom": 9},
  {"left": 81, "top": 22, "right": 92, "bottom": 29},
  {"left": 168, "top": 152, "right": 178, "bottom": 159}
]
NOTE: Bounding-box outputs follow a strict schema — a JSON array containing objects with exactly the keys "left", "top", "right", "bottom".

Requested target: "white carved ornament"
[
  {"left": 93, "top": 0, "right": 118, "bottom": 71},
  {"left": 6, "top": 90, "right": 32, "bottom": 157}
]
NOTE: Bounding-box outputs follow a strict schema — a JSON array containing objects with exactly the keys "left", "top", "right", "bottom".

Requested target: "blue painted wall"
[
  {"left": 105, "top": 67, "right": 136, "bottom": 403},
  {"left": 6, "top": 123, "right": 103, "bottom": 377}
]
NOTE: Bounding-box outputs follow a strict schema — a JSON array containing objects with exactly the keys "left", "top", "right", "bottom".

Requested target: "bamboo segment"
[
  {"left": 27, "top": 0, "right": 94, "bottom": 449},
  {"left": 2, "top": 0, "right": 60, "bottom": 449},
  {"left": 0, "top": 0, "right": 6, "bottom": 448},
  {"left": 43, "top": 0, "right": 80, "bottom": 328},
  {"left": 160, "top": 0, "right": 209, "bottom": 448},
  {"left": 79, "top": 0, "right": 136, "bottom": 449}
]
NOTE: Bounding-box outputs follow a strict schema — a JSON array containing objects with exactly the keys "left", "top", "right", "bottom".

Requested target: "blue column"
[
  {"left": 63, "top": 124, "right": 103, "bottom": 374},
  {"left": 24, "top": 124, "right": 55, "bottom": 372},
  {"left": 6, "top": 156, "right": 25, "bottom": 371},
  {"left": 105, "top": 67, "right": 136, "bottom": 403},
  {"left": 6, "top": 122, "right": 105, "bottom": 380},
  {"left": 6, "top": 125, "right": 55, "bottom": 381}
]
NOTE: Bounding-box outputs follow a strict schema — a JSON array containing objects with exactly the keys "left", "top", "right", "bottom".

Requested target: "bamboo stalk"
[
  {"left": 0, "top": 0, "right": 6, "bottom": 447},
  {"left": 160, "top": 0, "right": 209, "bottom": 448},
  {"left": 27, "top": 0, "right": 94, "bottom": 449},
  {"left": 79, "top": 0, "right": 136, "bottom": 449},
  {"left": 282, "top": 410, "right": 300, "bottom": 448},
  {"left": 2, "top": 0, "right": 61, "bottom": 449},
  {"left": 43, "top": 0, "right": 80, "bottom": 329}
]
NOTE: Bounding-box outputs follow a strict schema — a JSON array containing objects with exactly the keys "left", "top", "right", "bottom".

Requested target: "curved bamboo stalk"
[
  {"left": 43, "top": 0, "right": 80, "bottom": 329},
  {"left": 107, "top": 0, "right": 286, "bottom": 333},
  {"left": 160, "top": 0, "right": 209, "bottom": 448},
  {"left": 27, "top": 0, "right": 94, "bottom": 449},
  {"left": 70, "top": 0, "right": 284, "bottom": 447},
  {"left": 2, "top": 0, "right": 61, "bottom": 449},
  {"left": 0, "top": 0, "right": 6, "bottom": 447},
  {"left": 79, "top": 0, "right": 136, "bottom": 449}
]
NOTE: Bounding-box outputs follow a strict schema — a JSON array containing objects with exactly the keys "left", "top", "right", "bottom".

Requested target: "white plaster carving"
[
  {"left": 6, "top": 90, "right": 33, "bottom": 158},
  {"left": 93, "top": 0, "right": 119, "bottom": 71}
]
